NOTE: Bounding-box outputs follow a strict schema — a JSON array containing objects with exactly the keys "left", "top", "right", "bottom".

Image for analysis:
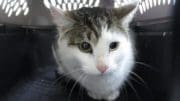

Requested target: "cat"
[{"left": 50, "top": 2, "right": 138, "bottom": 101}]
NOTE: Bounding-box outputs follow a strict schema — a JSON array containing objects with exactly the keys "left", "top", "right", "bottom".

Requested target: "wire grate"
[{"left": 0, "top": 0, "right": 29, "bottom": 17}]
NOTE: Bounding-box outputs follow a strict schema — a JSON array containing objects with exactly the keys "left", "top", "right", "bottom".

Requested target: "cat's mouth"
[
  {"left": 100, "top": 69, "right": 115, "bottom": 76},
  {"left": 83, "top": 68, "right": 115, "bottom": 77}
]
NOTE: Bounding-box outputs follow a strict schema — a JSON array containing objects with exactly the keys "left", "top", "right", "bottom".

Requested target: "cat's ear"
[
  {"left": 113, "top": 1, "right": 139, "bottom": 27},
  {"left": 50, "top": 7, "right": 75, "bottom": 31}
]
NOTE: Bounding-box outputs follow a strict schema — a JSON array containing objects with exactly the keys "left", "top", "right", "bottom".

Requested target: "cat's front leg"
[{"left": 105, "top": 90, "right": 119, "bottom": 101}]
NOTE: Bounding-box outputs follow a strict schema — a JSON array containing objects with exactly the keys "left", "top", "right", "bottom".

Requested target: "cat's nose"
[{"left": 97, "top": 65, "right": 108, "bottom": 74}]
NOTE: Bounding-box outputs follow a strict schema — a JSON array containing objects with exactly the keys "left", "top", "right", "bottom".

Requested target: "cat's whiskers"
[
  {"left": 129, "top": 71, "right": 147, "bottom": 87},
  {"left": 63, "top": 76, "right": 73, "bottom": 92},
  {"left": 119, "top": 81, "right": 128, "bottom": 101},
  {"left": 63, "top": 70, "right": 84, "bottom": 92},
  {"left": 68, "top": 73, "right": 86, "bottom": 101},
  {"left": 51, "top": 69, "right": 82, "bottom": 85},
  {"left": 126, "top": 80, "right": 142, "bottom": 101},
  {"left": 135, "top": 61, "right": 158, "bottom": 72},
  {"left": 123, "top": 84, "right": 128, "bottom": 101},
  {"left": 129, "top": 75, "right": 147, "bottom": 90},
  {"left": 78, "top": 75, "right": 87, "bottom": 101}
]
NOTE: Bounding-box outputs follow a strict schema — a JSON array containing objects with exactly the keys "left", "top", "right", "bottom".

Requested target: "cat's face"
[{"left": 51, "top": 5, "right": 137, "bottom": 76}]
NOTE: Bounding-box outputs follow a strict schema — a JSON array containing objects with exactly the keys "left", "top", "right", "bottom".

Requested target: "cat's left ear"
[
  {"left": 113, "top": 1, "right": 139, "bottom": 27},
  {"left": 49, "top": 6, "right": 75, "bottom": 31}
]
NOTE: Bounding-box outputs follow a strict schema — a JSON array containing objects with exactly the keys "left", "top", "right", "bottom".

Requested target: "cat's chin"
[{"left": 88, "top": 90, "right": 120, "bottom": 101}]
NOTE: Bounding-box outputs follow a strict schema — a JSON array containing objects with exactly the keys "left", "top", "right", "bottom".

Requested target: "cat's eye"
[
  {"left": 79, "top": 42, "right": 92, "bottom": 53},
  {"left": 109, "top": 42, "right": 119, "bottom": 51}
]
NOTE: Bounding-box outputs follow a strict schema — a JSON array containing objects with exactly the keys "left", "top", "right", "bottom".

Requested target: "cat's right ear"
[
  {"left": 112, "top": 1, "right": 139, "bottom": 28},
  {"left": 49, "top": 7, "right": 75, "bottom": 31}
]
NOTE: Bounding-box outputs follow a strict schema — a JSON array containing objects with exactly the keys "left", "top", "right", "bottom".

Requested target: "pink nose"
[{"left": 97, "top": 65, "right": 108, "bottom": 74}]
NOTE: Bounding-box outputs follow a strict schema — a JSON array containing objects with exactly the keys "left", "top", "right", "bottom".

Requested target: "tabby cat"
[{"left": 50, "top": 1, "right": 138, "bottom": 101}]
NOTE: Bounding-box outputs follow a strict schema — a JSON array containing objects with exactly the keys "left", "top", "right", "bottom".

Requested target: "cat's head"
[{"left": 50, "top": 3, "right": 138, "bottom": 76}]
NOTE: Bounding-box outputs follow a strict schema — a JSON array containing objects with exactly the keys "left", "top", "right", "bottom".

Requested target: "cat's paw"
[
  {"left": 105, "top": 91, "right": 119, "bottom": 101},
  {"left": 88, "top": 91, "right": 102, "bottom": 100}
]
